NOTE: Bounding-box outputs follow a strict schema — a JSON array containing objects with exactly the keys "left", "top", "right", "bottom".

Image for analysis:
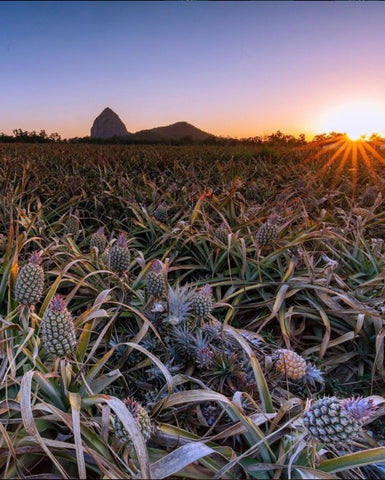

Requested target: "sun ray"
[
  {"left": 330, "top": 142, "right": 352, "bottom": 191},
  {"left": 362, "top": 141, "right": 385, "bottom": 167},
  {"left": 357, "top": 141, "right": 378, "bottom": 183},
  {"left": 314, "top": 140, "right": 349, "bottom": 180}
]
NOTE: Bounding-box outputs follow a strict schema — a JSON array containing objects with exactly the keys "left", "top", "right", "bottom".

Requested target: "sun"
[{"left": 317, "top": 101, "right": 385, "bottom": 141}]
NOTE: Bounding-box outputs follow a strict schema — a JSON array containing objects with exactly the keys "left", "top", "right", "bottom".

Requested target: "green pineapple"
[
  {"left": 0, "top": 234, "right": 7, "bottom": 251},
  {"left": 113, "top": 397, "right": 152, "bottom": 447},
  {"left": 361, "top": 186, "right": 378, "bottom": 208},
  {"left": 255, "top": 215, "right": 279, "bottom": 247},
  {"left": 302, "top": 396, "right": 376, "bottom": 448},
  {"left": 146, "top": 260, "right": 167, "bottom": 298},
  {"left": 109, "top": 233, "right": 130, "bottom": 273},
  {"left": 15, "top": 251, "right": 44, "bottom": 305},
  {"left": 153, "top": 202, "right": 168, "bottom": 222},
  {"left": 41, "top": 296, "right": 77, "bottom": 357},
  {"left": 244, "top": 181, "right": 259, "bottom": 201},
  {"left": 191, "top": 284, "right": 213, "bottom": 318},
  {"left": 90, "top": 226, "right": 107, "bottom": 253},
  {"left": 215, "top": 222, "right": 230, "bottom": 243},
  {"left": 65, "top": 209, "right": 80, "bottom": 238}
]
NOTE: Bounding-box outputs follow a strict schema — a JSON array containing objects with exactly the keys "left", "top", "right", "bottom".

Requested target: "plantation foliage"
[{"left": 0, "top": 142, "right": 385, "bottom": 479}]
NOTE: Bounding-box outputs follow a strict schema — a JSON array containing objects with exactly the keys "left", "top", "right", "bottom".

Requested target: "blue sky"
[{"left": 1, "top": 1, "right": 385, "bottom": 138}]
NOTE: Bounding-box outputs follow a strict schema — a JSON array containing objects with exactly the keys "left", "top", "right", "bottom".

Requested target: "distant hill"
[
  {"left": 131, "top": 121, "right": 212, "bottom": 141},
  {"left": 90, "top": 108, "right": 214, "bottom": 141}
]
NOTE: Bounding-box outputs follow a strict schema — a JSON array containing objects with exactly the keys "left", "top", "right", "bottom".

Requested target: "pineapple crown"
[
  {"left": 96, "top": 226, "right": 105, "bottom": 235},
  {"left": 267, "top": 214, "right": 280, "bottom": 225},
  {"left": 303, "top": 364, "right": 324, "bottom": 385},
  {"left": 123, "top": 396, "right": 147, "bottom": 418},
  {"left": 29, "top": 251, "right": 42, "bottom": 265},
  {"left": 342, "top": 396, "right": 377, "bottom": 422},
  {"left": 116, "top": 233, "right": 127, "bottom": 248},
  {"left": 166, "top": 285, "right": 192, "bottom": 325},
  {"left": 151, "top": 259, "right": 163, "bottom": 274},
  {"left": 200, "top": 284, "right": 212, "bottom": 297},
  {"left": 49, "top": 295, "right": 67, "bottom": 313}
]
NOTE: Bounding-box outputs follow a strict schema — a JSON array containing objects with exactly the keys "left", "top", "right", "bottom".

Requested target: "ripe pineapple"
[
  {"left": 274, "top": 349, "right": 323, "bottom": 385},
  {"left": 65, "top": 210, "right": 80, "bottom": 237},
  {"left": 302, "top": 396, "right": 376, "bottom": 448},
  {"left": 191, "top": 284, "right": 213, "bottom": 318},
  {"left": 274, "top": 349, "right": 307, "bottom": 380},
  {"left": 153, "top": 202, "right": 168, "bottom": 222},
  {"left": 109, "top": 233, "right": 130, "bottom": 273},
  {"left": 255, "top": 215, "right": 279, "bottom": 247},
  {"left": 113, "top": 397, "right": 152, "bottom": 447},
  {"left": 15, "top": 251, "right": 44, "bottom": 305},
  {"left": 146, "top": 260, "right": 167, "bottom": 298},
  {"left": 90, "top": 226, "right": 107, "bottom": 252},
  {"left": 41, "top": 296, "right": 77, "bottom": 357}
]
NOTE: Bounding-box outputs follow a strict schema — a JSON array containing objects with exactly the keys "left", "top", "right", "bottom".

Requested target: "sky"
[{"left": 1, "top": 1, "right": 385, "bottom": 139}]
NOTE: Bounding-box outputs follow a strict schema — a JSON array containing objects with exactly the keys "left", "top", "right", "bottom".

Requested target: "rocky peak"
[{"left": 90, "top": 107, "right": 129, "bottom": 138}]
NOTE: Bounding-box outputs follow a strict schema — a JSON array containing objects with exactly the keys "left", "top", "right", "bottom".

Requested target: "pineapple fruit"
[
  {"left": 41, "top": 296, "right": 77, "bottom": 357},
  {"left": 361, "top": 186, "right": 378, "bottom": 208},
  {"left": 15, "top": 251, "right": 44, "bottom": 305},
  {"left": 215, "top": 222, "right": 230, "bottom": 243},
  {"left": 153, "top": 202, "right": 168, "bottom": 222},
  {"left": 191, "top": 284, "right": 213, "bottom": 318},
  {"left": 146, "top": 260, "right": 167, "bottom": 298},
  {"left": 255, "top": 215, "right": 279, "bottom": 247},
  {"left": 109, "top": 233, "right": 130, "bottom": 273},
  {"left": 65, "top": 210, "right": 80, "bottom": 238},
  {"left": 274, "top": 349, "right": 323, "bottom": 385},
  {"left": 274, "top": 349, "right": 307, "bottom": 380},
  {"left": 90, "top": 226, "right": 107, "bottom": 252},
  {"left": 302, "top": 396, "right": 376, "bottom": 448},
  {"left": 113, "top": 397, "right": 151, "bottom": 447}
]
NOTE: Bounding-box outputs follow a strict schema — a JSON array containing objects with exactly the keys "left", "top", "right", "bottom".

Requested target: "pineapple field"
[{"left": 1, "top": 141, "right": 385, "bottom": 479}]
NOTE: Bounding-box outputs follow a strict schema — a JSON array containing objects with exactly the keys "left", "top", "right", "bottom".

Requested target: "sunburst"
[
  {"left": 295, "top": 101, "right": 385, "bottom": 194},
  {"left": 298, "top": 134, "right": 385, "bottom": 195}
]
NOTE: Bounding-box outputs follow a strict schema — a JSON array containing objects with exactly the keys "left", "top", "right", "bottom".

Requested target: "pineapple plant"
[
  {"left": 302, "top": 396, "right": 376, "bottom": 448},
  {"left": 153, "top": 202, "right": 168, "bottom": 222},
  {"left": 109, "top": 233, "right": 130, "bottom": 273},
  {"left": 146, "top": 260, "right": 167, "bottom": 298},
  {"left": 15, "top": 251, "right": 44, "bottom": 305},
  {"left": 40, "top": 296, "right": 77, "bottom": 357},
  {"left": 255, "top": 214, "right": 279, "bottom": 247},
  {"left": 90, "top": 226, "right": 107, "bottom": 252},
  {"left": 113, "top": 397, "right": 152, "bottom": 447},
  {"left": 191, "top": 284, "right": 213, "bottom": 319}
]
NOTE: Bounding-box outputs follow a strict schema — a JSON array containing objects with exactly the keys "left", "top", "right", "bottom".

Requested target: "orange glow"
[{"left": 316, "top": 101, "right": 385, "bottom": 142}]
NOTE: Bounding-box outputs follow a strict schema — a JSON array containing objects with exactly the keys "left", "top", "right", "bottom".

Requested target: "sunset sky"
[{"left": 1, "top": 1, "right": 385, "bottom": 140}]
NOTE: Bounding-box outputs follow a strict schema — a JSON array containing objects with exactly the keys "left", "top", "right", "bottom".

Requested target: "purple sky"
[{"left": 1, "top": 1, "right": 385, "bottom": 139}]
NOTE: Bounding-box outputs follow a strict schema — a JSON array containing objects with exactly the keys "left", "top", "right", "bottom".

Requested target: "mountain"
[
  {"left": 90, "top": 108, "right": 214, "bottom": 141},
  {"left": 131, "top": 121, "right": 212, "bottom": 141},
  {"left": 90, "top": 107, "right": 129, "bottom": 138}
]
